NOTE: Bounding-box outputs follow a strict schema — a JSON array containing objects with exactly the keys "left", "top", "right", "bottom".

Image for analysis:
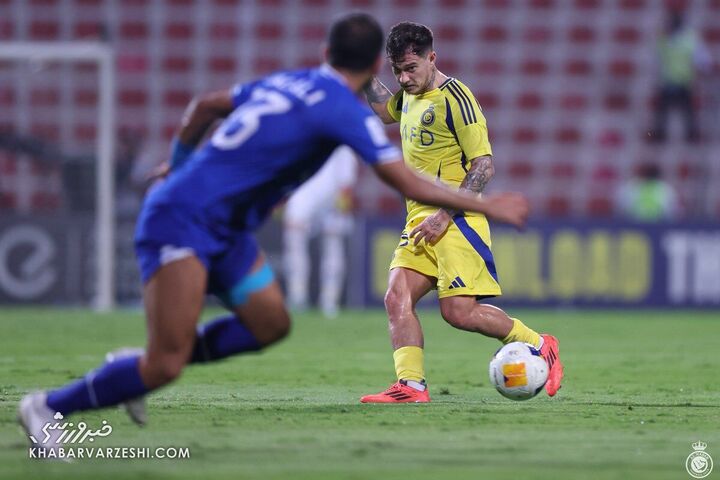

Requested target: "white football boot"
[{"left": 18, "top": 391, "right": 67, "bottom": 459}]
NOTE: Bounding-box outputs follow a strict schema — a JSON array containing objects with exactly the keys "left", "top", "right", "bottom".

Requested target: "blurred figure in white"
[
  {"left": 283, "top": 146, "right": 358, "bottom": 318},
  {"left": 616, "top": 162, "right": 681, "bottom": 222}
]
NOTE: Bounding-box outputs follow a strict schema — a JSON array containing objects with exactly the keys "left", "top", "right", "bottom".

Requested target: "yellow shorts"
[{"left": 389, "top": 214, "right": 502, "bottom": 298}]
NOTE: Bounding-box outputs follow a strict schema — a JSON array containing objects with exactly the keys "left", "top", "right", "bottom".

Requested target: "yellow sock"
[
  {"left": 393, "top": 346, "right": 425, "bottom": 382},
  {"left": 501, "top": 318, "right": 541, "bottom": 349}
]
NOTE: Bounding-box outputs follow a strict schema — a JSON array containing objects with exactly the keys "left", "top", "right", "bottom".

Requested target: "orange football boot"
[
  {"left": 360, "top": 380, "right": 430, "bottom": 403},
  {"left": 540, "top": 334, "right": 564, "bottom": 396}
]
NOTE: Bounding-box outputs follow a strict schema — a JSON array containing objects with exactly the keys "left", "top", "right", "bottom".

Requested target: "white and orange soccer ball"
[{"left": 489, "top": 342, "right": 548, "bottom": 401}]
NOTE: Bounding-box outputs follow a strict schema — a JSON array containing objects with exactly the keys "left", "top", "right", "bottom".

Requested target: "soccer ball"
[{"left": 488, "top": 342, "right": 548, "bottom": 401}]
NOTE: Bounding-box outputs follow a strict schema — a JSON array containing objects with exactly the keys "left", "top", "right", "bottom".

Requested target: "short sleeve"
[
  {"left": 386, "top": 90, "right": 404, "bottom": 122},
  {"left": 456, "top": 113, "right": 493, "bottom": 159},
  {"left": 445, "top": 81, "right": 493, "bottom": 159}
]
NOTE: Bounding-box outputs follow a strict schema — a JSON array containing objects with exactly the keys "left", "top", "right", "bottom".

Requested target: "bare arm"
[
  {"left": 441, "top": 155, "right": 495, "bottom": 218},
  {"left": 373, "top": 159, "right": 528, "bottom": 228},
  {"left": 177, "top": 90, "right": 236, "bottom": 146},
  {"left": 363, "top": 77, "right": 397, "bottom": 125}
]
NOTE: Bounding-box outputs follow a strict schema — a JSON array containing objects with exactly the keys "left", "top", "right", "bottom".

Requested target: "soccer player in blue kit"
[{"left": 18, "top": 13, "right": 529, "bottom": 450}]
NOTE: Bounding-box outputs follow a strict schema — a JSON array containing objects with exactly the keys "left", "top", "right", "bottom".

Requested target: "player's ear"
[{"left": 428, "top": 50, "right": 437, "bottom": 65}]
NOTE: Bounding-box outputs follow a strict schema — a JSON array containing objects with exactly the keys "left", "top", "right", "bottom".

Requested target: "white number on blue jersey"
[{"left": 212, "top": 88, "right": 292, "bottom": 150}]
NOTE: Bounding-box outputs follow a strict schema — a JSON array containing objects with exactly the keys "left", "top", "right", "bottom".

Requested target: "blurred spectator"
[
  {"left": 283, "top": 146, "right": 358, "bottom": 318},
  {"left": 616, "top": 163, "right": 681, "bottom": 221},
  {"left": 650, "top": 9, "right": 712, "bottom": 142}
]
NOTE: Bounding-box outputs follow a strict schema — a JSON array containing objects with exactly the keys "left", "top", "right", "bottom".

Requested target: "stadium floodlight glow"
[{"left": 0, "top": 42, "right": 116, "bottom": 311}]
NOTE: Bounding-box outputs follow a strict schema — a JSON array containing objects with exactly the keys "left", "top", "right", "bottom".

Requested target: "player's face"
[{"left": 391, "top": 50, "right": 436, "bottom": 95}]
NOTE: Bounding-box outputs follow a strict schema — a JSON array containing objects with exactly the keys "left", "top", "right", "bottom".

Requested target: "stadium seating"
[{"left": 0, "top": 0, "right": 718, "bottom": 217}]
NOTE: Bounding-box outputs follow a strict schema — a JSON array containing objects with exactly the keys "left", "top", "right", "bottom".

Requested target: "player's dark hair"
[
  {"left": 386, "top": 22, "right": 434, "bottom": 63},
  {"left": 327, "top": 13, "right": 384, "bottom": 72}
]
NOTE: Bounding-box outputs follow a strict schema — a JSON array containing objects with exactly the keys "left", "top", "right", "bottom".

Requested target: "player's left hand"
[{"left": 410, "top": 210, "right": 451, "bottom": 245}]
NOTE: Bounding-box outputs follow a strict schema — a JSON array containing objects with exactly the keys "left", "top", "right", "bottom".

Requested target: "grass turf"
[{"left": 0, "top": 307, "right": 718, "bottom": 479}]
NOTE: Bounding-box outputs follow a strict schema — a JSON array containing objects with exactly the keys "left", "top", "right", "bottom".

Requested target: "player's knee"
[
  {"left": 255, "top": 313, "right": 291, "bottom": 345},
  {"left": 144, "top": 354, "right": 187, "bottom": 386},
  {"left": 440, "top": 300, "right": 473, "bottom": 330},
  {"left": 384, "top": 287, "right": 410, "bottom": 321}
]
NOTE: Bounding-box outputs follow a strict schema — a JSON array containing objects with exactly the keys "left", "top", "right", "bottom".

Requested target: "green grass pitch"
[{"left": 0, "top": 307, "right": 718, "bottom": 479}]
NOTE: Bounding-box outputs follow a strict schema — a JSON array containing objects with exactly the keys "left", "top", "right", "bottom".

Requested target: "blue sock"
[
  {"left": 46, "top": 355, "right": 149, "bottom": 416},
  {"left": 190, "top": 315, "right": 262, "bottom": 363}
]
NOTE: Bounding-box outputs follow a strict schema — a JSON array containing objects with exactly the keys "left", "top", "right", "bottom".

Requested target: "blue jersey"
[{"left": 141, "top": 65, "right": 399, "bottom": 235}]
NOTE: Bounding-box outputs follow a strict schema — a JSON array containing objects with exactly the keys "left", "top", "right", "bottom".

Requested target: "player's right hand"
[{"left": 481, "top": 192, "right": 530, "bottom": 228}]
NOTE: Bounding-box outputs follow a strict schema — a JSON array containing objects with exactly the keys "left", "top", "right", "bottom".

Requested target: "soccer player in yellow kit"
[{"left": 360, "top": 22, "right": 563, "bottom": 403}]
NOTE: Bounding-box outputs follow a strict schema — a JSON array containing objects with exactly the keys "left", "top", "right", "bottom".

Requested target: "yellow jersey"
[{"left": 387, "top": 77, "right": 492, "bottom": 223}]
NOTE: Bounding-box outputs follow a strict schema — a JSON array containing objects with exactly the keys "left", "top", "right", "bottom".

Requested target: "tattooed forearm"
[
  {"left": 441, "top": 156, "right": 495, "bottom": 218},
  {"left": 459, "top": 155, "right": 495, "bottom": 194},
  {"left": 363, "top": 77, "right": 393, "bottom": 104}
]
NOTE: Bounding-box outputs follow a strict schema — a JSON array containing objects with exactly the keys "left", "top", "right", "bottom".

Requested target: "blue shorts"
[{"left": 134, "top": 202, "right": 273, "bottom": 307}]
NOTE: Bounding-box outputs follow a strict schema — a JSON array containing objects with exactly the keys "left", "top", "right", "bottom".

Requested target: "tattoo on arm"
[
  {"left": 442, "top": 155, "right": 495, "bottom": 218},
  {"left": 363, "top": 77, "right": 393, "bottom": 105}
]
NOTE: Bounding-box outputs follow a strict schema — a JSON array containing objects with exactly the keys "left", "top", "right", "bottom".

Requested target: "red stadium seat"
[
  {"left": 608, "top": 59, "right": 635, "bottom": 77},
  {"left": 165, "top": 23, "right": 194, "bottom": 40},
  {"left": 32, "top": 192, "right": 61, "bottom": 211},
  {"left": 212, "top": 0, "right": 240, "bottom": 5},
  {"left": 474, "top": 59, "right": 505, "bottom": 75},
  {"left": 436, "top": 58, "right": 459, "bottom": 72},
  {"left": 480, "top": 25, "right": 508, "bottom": 43},
  {"left": 30, "top": 89, "right": 60, "bottom": 107},
  {"left": 564, "top": 59, "right": 593, "bottom": 76},
  {"left": 74, "top": 123, "right": 97, "bottom": 142},
  {"left": 573, "top": 0, "right": 600, "bottom": 8},
  {"left": 559, "top": 93, "right": 588, "bottom": 110},
  {"left": 555, "top": 127, "right": 582, "bottom": 144},
  {"left": 436, "top": 25, "right": 463, "bottom": 42},
  {"left": 29, "top": 21, "right": 60, "bottom": 40},
  {"left": 703, "top": 27, "right": 720, "bottom": 44},
  {"left": 523, "top": 26, "right": 552, "bottom": 43},
  {"left": 591, "top": 164, "right": 618, "bottom": 182},
  {"left": 618, "top": 0, "right": 646, "bottom": 10},
  {"left": 597, "top": 129, "right": 625, "bottom": 147},
  {"left": 484, "top": 0, "right": 511, "bottom": 8},
  {"left": 613, "top": 26, "right": 642, "bottom": 44},
  {"left": 546, "top": 195, "right": 571, "bottom": 216},
  {"left": 162, "top": 56, "right": 192, "bottom": 72},
  {"left": 508, "top": 161, "right": 535, "bottom": 179},
  {"left": 513, "top": 127, "right": 540, "bottom": 144},
  {"left": 516, "top": 92, "right": 543, "bottom": 110},
  {"left": 348, "top": 0, "right": 375, "bottom": 6},
  {"left": 73, "top": 88, "right": 98, "bottom": 107},
  {"left": 30, "top": 123, "right": 60, "bottom": 142},
  {"left": 530, "top": 0, "right": 554, "bottom": 8},
  {"left": 441, "top": 0, "right": 467, "bottom": 7},
  {"left": 210, "top": 23, "right": 239, "bottom": 40},
  {"left": 550, "top": 162, "right": 577, "bottom": 178},
  {"left": 72, "top": 22, "right": 103, "bottom": 38},
  {"left": 119, "top": 89, "right": 147, "bottom": 106},
  {"left": 255, "top": 23, "right": 284, "bottom": 41},
  {"left": 0, "top": 87, "right": 15, "bottom": 106},
  {"left": 520, "top": 59, "right": 549, "bottom": 75},
  {"left": 208, "top": 56, "right": 236, "bottom": 73},
  {"left": 120, "top": 22, "right": 148, "bottom": 39},
  {"left": 299, "top": 24, "right": 326, "bottom": 41},
  {"left": 253, "top": 57, "right": 282, "bottom": 74},
  {"left": 568, "top": 26, "right": 595, "bottom": 43},
  {"left": 164, "top": 90, "right": 192, "bottom": 108},
  {"left": 476, "top": 91, "right": 500, "bottom": 109},
  {"left": 301, "top": 0, "right": 329, "bottom": 5},
  {"left": 0, "top": 19, "right": 13, "bottom": 38},
  {"left": 392, "top": 0, "right": 421, "bottom": 7},
  {"left": 604, "top": 93, "right": 630, "bottom": 110},
  {"left": 586, "top": 196, "right": 613, "bottom": 216}
]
